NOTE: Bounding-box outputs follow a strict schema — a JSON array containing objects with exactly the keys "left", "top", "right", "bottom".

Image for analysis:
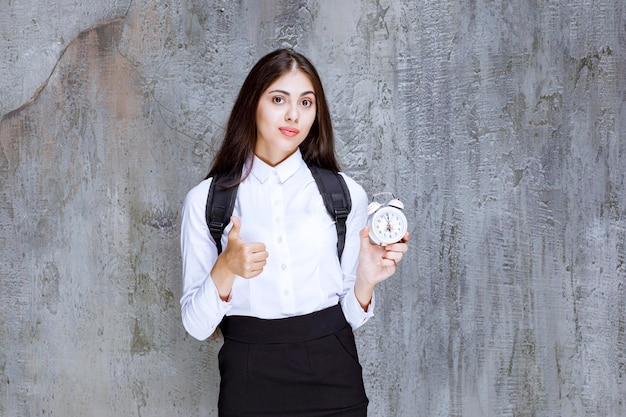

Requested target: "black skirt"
[{"left": 217, "top": 304, "right": 369, "bottom": 417}]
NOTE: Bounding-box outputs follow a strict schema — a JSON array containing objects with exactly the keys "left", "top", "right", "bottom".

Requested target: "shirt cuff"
[
  {"left": 342, "top": 287, "right": 375, "bottom": 330},
  {"left": 182, "top": 275, "right": 231, "bottom": 340},
  {"left": 203, "top": 275, "right": 232, "bottom": 316}
]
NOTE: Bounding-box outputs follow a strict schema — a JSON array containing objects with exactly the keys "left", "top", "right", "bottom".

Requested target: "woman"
[{"left": 180, "top": 48, "right": 409, "bottom": 417}]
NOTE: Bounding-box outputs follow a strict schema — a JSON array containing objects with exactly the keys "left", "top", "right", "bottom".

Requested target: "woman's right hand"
[
  {"left": 222, "top": 216, "right": 268, "bottom": 278},
  {"left": 210, "top": 216, "right": 268, "bottom": 300}
]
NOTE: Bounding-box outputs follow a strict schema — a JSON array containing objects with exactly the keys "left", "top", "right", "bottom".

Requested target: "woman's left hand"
[
  {"left": 357, "top": 226, "right": 410, "bottom": 284},
  {"left": 354, "top": 226, "right": 410, "bottom": 309}
]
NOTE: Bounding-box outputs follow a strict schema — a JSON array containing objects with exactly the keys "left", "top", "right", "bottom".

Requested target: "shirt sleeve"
[
  {"left": 179, "top": 179, "right": 231, "bottom": 341},
  {"left": 338, "top": 173, "right": 376, "bottom": 330}
]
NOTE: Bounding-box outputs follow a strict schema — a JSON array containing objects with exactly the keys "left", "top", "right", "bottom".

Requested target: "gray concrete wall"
[{"left": 1, "top": 1, "right": 624, "bottom": 416}]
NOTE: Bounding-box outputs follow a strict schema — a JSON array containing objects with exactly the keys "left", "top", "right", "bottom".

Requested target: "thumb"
[
  {"left": 228, "top": 216, "right": 242, "bottom": 240},
  {"left": 359, "top": 225, "right": 371, "bottom": 243}
]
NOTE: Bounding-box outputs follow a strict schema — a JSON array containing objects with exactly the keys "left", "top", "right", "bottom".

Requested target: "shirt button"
[
  {"left": 277, "top": 236, "right": 283, "bottom": 243},
  {"left": 283, "top": 290, "right": 290, "bottom": 296},
  {"left": 281, "top": 264, "right": 287, "bottom": 270}
]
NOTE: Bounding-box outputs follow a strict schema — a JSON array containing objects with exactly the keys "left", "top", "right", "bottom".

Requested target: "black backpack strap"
[
  {"left": 205, "top": 174, "right": 239, "bottom": 255},
  {"left": 307, "top": 164, "right": 352, "bottom": 261}
]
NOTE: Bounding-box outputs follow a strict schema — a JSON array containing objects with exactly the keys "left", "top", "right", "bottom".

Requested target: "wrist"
[
  {"left": 211, "top": 256, "right": 235, "bottom": 301},
  {"left": 354, "top": 278, "right": 376, "bottom": 311}
]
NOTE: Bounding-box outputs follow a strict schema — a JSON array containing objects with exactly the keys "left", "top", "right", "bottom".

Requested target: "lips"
[{"left": 279, "top": 127, "right": 300, "bottom": 137}]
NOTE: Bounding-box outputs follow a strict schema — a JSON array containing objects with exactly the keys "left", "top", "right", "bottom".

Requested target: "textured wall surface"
[{"left": 1, "top": 1, "right": 625, "bottom": 416}]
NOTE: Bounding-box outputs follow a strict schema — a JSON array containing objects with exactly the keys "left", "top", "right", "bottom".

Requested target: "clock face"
[{"left": 369, "top": 206, "right": 408, "bottom": 245}]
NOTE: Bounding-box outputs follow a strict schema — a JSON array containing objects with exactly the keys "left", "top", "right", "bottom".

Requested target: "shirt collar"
[{"left": 249, "top": 149, "right": 305, "bottom": 184}]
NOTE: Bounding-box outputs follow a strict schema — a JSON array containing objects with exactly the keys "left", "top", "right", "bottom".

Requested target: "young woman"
[{"left": 180, "top": 49, "right": 409, "bottom": 417}]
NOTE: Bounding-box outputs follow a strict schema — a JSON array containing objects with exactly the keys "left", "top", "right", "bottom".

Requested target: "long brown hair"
[{"left": 206, "top": 49, "right": 340, "bottom": 182}]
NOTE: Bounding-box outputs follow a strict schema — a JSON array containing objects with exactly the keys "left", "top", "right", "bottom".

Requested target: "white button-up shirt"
[{"left": 180, "top": 150, "right": 374, "bottom": 341}]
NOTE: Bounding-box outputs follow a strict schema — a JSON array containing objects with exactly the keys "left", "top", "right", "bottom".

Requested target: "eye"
[
  {"left": 301, "top": 98, "right": 314, "bottom": 108},
  {"left": 272, "top": 96, "right": 285, "bottom": 104}
]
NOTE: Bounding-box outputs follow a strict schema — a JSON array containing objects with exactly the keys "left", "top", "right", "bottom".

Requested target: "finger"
[
  {"left": 359, "top": 226, "right": 370, "bottom": 241},
  {"left": 385, "top": 240, "right": 409, "bottom": 253},
  {"left": 228, "top": 216, "right": 242, "bottom": 240},
  {"left": 382, "top": 250, "right": 403, "bottom": 263},
  {"left": 246, "top": 242, "right": 267, "bottom": 255},
  {"left": 378, "top": 257, "right": 397, "bottom": 268},
  {"left": 248, "top": 249, "right": 269, "bottom": 262},
  {"left": 241, "top": 268, "right": 263, "bottom": 279},
  {"left": 251, "top": 258, "right": 268, "bottom": 269},
  {"left": 242, "top": 259, "right": 267, "bottom": 278},
  {"left": 360, "top": 226, "right": 382, "bottom": 250}
]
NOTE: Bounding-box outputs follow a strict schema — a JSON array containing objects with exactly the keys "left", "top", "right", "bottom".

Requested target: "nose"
[{"left": 285, "top": 105, "right": 299, "bottom": 123}]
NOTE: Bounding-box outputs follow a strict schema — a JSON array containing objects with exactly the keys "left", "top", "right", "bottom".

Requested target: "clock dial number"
[{"left": 375, "top": 210, "right": 404, "bottom": 241}]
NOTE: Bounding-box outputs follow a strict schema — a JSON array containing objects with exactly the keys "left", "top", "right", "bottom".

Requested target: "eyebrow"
[{"left": 268, "top": 89, "right": 316, "bottom": 97}]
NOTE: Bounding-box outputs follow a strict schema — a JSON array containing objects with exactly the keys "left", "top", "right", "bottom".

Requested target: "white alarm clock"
[{"left": 366, "top": 194, "right": 408, "bottom": 245}]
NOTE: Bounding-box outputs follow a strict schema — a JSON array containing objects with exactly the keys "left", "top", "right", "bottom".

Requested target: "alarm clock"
[{"left": 366, "top": 194, "right": 408, "bottom": 245}]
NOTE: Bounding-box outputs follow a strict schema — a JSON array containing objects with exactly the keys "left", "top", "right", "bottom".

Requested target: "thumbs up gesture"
[
  {"left": 210, "top": 217, "right": 268, "bottom": 301},
  {"left": 221, "top": 216, "right": 268, "bottom": 279}
]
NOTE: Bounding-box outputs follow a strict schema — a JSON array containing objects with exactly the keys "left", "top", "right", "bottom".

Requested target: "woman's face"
[{"left": 255, "top": 69, "right": 317, "bottom": 166}]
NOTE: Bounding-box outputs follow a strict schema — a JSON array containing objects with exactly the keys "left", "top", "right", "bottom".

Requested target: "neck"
[{"left": 254, "top": 149, "right": 297, "bottom": 167}]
